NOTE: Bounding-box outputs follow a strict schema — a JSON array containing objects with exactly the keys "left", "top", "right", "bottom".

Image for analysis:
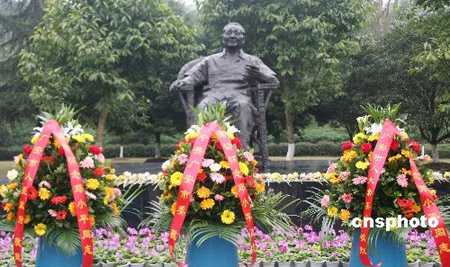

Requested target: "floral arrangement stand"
[
  {"left": 35, "top": 237, "right": 82, "bottom": 267},
  {"left": 349, "top": 229, "right": 406, "bottom": 267},
  {"left": 186, "top": 234, "right": 238, "bottom": 267}
]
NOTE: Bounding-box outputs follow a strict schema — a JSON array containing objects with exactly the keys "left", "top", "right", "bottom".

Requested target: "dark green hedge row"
[{"left": 1, "top": 143, "right": 450, "bottom": 160}]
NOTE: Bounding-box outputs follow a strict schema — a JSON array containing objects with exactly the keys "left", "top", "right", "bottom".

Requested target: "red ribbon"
[
  {"left": 13, "top": 120, "right": 94, "bottom": 267},
  {"left": 359, "top": 120, "right": 450, "bottom": 266},
  {"left": 168, "top": 121, "right": 257, "bottom": 266}
]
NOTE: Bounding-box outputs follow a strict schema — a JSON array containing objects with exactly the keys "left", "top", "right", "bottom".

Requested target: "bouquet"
[
  {"left": 0, "top": 112, "right": 123, "bottom": 255},
  {"left": 318, "top": 105, "right": 436, "bottom": 226}
]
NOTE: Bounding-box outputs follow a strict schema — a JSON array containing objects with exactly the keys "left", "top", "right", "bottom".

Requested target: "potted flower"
[
  {"left": 0, "top": 110, "right": 124, "bottom": 267},
  {"left": 147, "top": 105, "right": 296, "bottom": 267},
  {"left": 305, "top": 104, "right": 440, "bottom": 267}
]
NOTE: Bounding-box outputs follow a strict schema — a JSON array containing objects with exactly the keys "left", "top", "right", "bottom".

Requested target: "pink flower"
[
  {"left": 214, "top": 194, "right": 224, "bottom": 201},
  {"left": 397, "top": 174, "right": 408, "bottom": 187},
  {"left": 80, "top": 156, "right": 95, "bottom": 168},
  {"left": 202, "top": 159, "right": 214, "bottom": 167},
  {"left": 320, "top": 195, "right": 330, "bottom": 207},
  {"left": 339, "top": 171, "right": 350, "bottom": 181},
  {"left": 177, "top": 154, "right": 189, "bottom": 165},
  {"left": 342, "top": 193, "right": 353, "bottom": 203},
  {"left": 38, "top": 181, "right": 51, "bottom": 189},
  {"left": 211, "top": 173, "right": 225, "bottom": 184},
  {"left": 85, "top": 191, "right": 97, "bottom": 200},
  {"left": 243, "top": 152, "right": 255, "bottom": 162},
  {"left": 353, "top": 176, "right": 367, "bottom": 185},
  {"left": 327, "top": 163, "right": 337, "bottom": 174},
  {"left": 96, "top": 154, "right": 105, "bottom": 164},
  {"left": 48, "top": 209, "right": 57, "bottom": 217}
]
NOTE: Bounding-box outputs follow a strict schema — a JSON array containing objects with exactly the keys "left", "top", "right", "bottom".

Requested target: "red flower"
[
  {"left": 404, "top": 212, "right": 414, "bottom": 219},
  {"left": 27, "top": 187, "right": 38, "bottom": 200},
  {"left": 56, "top": 210, "right": 68, "bottom": 221},
  {"left": 58, "top": 146, "right": 65, "bottom": 156},
  {"left": 409, "top": 140, "right": 421, "bottom": 153},
  {"left": 396, "top": 198, "right": 414, "bottom": 210},
  {"left": 360, "top": 142, "right": 372, "bottom": 154},
  {"left": 89, "top": 145, "right": 103, "bottom": 155},
  {"left": 197, "top": 172, "right": 207, "bottom": 182},
  {"left": 231, "top": 137, "right": 242, "bottom": 149},
  {"left": 41, "top": 156, "right": 55, "bottom": 165},
  {"left": 22, "top": 145, "right": 33, "bottom": 155},
  {"left": 51, "top": 196, "right": 67, "bottom": 205},
  {"left": 341, "top": 141, "right": 354, "bottom": 152},
  {"left": 390, "top": 140, "right": 399, "bottom": 151},
  {"left": 254, "top": 167, "right": 259, "bottom": 173},
  {"left": 215, "top": 140, "right": 223, "bottom": 151},
  {"left": 93, "top": 168, "right": 104, "bottom": 177}
]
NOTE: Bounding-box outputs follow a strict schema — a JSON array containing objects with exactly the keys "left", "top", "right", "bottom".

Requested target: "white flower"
[
  {"left": 162, "top": 160, "right": 171, "bottom": 171},
  {"left": 210, "top": 173, "right": 225, "bottom": 184},
  {"left": 185, "top": 125, "right": 201, "bottom": 134},
  {"left": 225, "top": 122, "right": 240, "bottom": 134},
  {"left": 365, "top": 123, "right": 383, "bottom": 135},
  {"left": 209, "top": 163, "right": 221, "bottom": 172},
  {"left": 6, "top": 169, "right": 18, "bottom": 181}
]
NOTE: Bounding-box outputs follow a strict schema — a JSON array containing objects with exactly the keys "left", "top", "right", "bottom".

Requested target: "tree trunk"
[
  {"left": 431, "top": 143, "right": 440, "bottom": 163},
  {"left": 285, "top": 109, "right": 295, "bottom": 161},
  {"left": 155, "top": 133, "right": 162, "bottom": 159},
  {"left": 96, "top": 108, "right": 109, "bottom": 146}
]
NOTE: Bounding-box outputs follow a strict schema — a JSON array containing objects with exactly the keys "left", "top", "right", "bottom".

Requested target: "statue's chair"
[{"left": 174, "top": 58, "right": 278, "bottom": 171}]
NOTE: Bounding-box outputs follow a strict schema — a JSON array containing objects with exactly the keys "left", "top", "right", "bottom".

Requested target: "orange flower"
[
  {"left": 89, "top": 216, "right": 96, "bottom": 227},
  {"left": 7, "top": 183, "right": 18, "bottom": 190},
  {"left": 6, "top": 212, "right": 15, "bottom": 221}
]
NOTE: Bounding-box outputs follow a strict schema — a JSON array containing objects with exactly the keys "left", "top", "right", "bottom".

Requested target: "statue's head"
[{"left": 222, "top": 22, "right": 245, "bottom": 49}]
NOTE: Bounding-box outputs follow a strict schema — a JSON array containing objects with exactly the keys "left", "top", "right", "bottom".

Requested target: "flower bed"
[{"left": 0, "top": 227, "right": 441, "bottom": 266}]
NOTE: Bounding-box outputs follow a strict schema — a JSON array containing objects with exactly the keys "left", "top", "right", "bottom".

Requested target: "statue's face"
[{"left": 222, "top": 25, "right": 245, "bottom": 49}]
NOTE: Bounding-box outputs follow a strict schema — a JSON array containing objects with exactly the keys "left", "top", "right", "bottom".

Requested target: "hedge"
[{"left": 1, "top": 143, "right": 449, "bottom": 160}]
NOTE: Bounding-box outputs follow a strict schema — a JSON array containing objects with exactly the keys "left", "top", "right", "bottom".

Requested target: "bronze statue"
[{"left": 171, "top": 22, "right": 279, "bottom": 152}]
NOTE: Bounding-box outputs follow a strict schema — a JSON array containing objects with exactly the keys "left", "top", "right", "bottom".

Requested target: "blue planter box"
[
  {"left": 186, "top": 235, "right": 238, "bottom": 267},
  {"left": 349, "top": 229, "right": 407, "bottom": 267},
  {"left": 36, "top": 238, "right": 82, "bottom": 267}
]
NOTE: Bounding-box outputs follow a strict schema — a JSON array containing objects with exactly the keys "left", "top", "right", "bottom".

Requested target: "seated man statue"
[{"left": 171, "top": 22, "right": 279, "bottom": 150}]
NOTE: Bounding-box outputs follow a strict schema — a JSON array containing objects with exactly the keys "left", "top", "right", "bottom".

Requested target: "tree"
[
  {"left": 19, "top": 0, "right": 201, "bottom": 145},
  {"left": 198, "top": 0, "right": 370, "bottom": 160}
]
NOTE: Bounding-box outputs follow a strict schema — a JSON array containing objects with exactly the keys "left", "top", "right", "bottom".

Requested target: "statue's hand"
[
  {"left": 169, "top": 80, "right": 185, "bottom": 92},
  {"left": 245, "top": 64, "right": 260, "bottom": 85}
]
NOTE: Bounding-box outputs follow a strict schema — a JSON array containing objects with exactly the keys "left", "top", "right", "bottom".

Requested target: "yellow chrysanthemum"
[
  {"left": 239, "top": 162, "right": 249, "bottom": 176},
  {"left": 388, "top": 154, "right": 402, "bottom": 162},
  {"left": 185, "top": 132, "right": 199, "bottom": 141},
  {"left": 256, "top": 183, "right": 265, "bottom": 194},
  {"left": 6, "top": 213, "right": 14, "bottom": 221},
  {"left": 401, "top": 149, "right": 410, "bottom": 158},
  {"left": 400, "top": 131, "right": 408, "bottom": 139},
  {"left": 339, "top": 209, "right": 351, "bottom": 221},
  {"left": 197, "top": 186, "right": 211, "bottom": 199},
  {"left": 53, "top": 138, "right": 61, "bottom": 148},
  {"left": 170, "top": 172, "right": 183, "bottom": 186},
  {"left": 368, "top": 134, "right": 380, "bottom": 141},
  {"left": 227, "top": 132, "right": 235, "bottom": 140},
  {"left": 341, "top": 150, "right": 357, "bottom": 162},
  {"left": 7, "top": 183, "right": 18, "bottom": 190},
  {"left": 110, "top": 202, "right": 119, "bottom": 215},
  {"left": 81, "top": 133, "right": 94, "bottom": 142},
  {"left": 356, "top": 161, "right": 370, "bottom": 170},
  {"left": 31, "top": 135, "right": 39, "bottom": 144},
  {"left": 220, "top": 161, "right": 230, "bottom": 169},
  {"left": 327, "top": 173, "right": 341, "bottom": 184},
  {"left": 327, "top": 207, "right": 338, "bottom": 217},
  {"left": 402, "top": 168, "right": 412, "bottom": 176},
  {"left": 69, "top": 202, "right": 76, "bottom": 216},
  {"left": 200, "top": 199, "right": 215, "bottom": 210},
  {"left": 24, "top": 214, "right": 31, "bottom": 224},
  {"left": 105, "top": 174, "right": 116, "bottom": 181},
  {"left": 161, "top": 190, "right": 172, "bottom": 200},
  {"left": 86, "top": 179, "right": 100, "bottom": 190},
  {"left": 105, "top": 187, "right": 114, "bottom": 196},
  {"left": 171, "top": 202, "right": 177, "bottom": 215},
  {"left": 34, "top": 223, "right": 47, "bottom": 236},
  {"left": 3, "top": 203, "right": 13, "bottom": 212},
  {"left": 231, "top": 186, "right": 239, "bottom": 198},
  {"left": 0, "top": 185, "right": 7, "bottom": 198},
  {"left": 221, "top": 210, "right": 235, "bottom": 224},
  {"left": 71, "top": 135, "right": 85, "bottom": 143},
  {"left": 353, "top": 133, "right": 367, "bottom": 144},
  {"left": 38, "top": 188, "right": 51, "bottom": 200}
]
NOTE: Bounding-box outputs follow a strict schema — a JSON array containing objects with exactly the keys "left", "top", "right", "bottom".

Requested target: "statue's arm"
[{"left": 250, "top": 58, "right": 280, "bottom": 86}]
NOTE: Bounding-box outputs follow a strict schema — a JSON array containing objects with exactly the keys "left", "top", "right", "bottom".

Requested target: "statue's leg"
[{"left": 228, "top": 94, "right": 256, "bottom": 150}]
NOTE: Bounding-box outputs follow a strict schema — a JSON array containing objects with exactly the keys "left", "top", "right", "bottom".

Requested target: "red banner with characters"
[
  {"left": 13, "top": 120, "right": 94, "bottom": 267},
  {"left": 359, "top": 120, "right": 450, "bottom": 267},
  {"left": 168, "top": 121, "right": 257, "bottom": 266}
]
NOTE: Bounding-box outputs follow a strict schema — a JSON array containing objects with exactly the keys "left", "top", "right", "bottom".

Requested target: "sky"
[{"left": 179, "top": 0, "right": 196, "bottom": 8}]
